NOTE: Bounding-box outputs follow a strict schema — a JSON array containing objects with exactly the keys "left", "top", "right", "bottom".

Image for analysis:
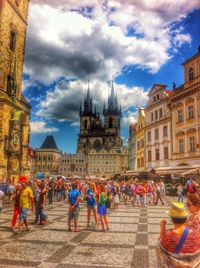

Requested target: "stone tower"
[
  {"left": 77, "top": 81, "right": 122, "bottom": 155},
  {"left": 0, "top": 0, "right": 31, "bottom": 182}
]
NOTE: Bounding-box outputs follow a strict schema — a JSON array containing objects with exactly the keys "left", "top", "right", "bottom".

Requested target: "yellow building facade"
[
  {"left": 88, "top": 147, "right": 128, "bottom": 178},
  {"left": 171, "top": 49, "right": 200, "bottom": 168},
  {"left": 136, "top": 108, "right": 146, "bottom": 171},
  {"left": 0, "top": 0, "right": 31, "bottom": 182}
]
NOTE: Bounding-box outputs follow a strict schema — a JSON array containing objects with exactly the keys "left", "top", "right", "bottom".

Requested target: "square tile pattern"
[{"left": 0, "top": 198, "right": 174, "bottom": 268}]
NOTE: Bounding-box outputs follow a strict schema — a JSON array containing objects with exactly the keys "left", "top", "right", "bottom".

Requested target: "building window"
[
  {"left": 155, "top": 110, "right": 158, "bottom": 120},
  {"left": 153, "top": 96, "right": 156, "bottom": 102},
  {"left": 177, "top": 110, "right": 183, "bottom": 122},
  {"left": 10, "top": 31, "right": 17, "bottom": 51},
  {"left": 189, "top": 136, "right": 195, "bottom": 152},
  {"left": 155, "top": 128, "right": 159, "bottom": 140},
  {"left": 189, "top": 67, "right": 194, "bottom": 81},
  {"left": 137, "top": 141, "right": 140, "bottom": 150},
  {"left": 164, "top": 147, "right": 168, "bottom": 159},
  {"left": 84, "top": 120, "right": 87, "bottom": 129},
  {"left": 188, "top": 105, "right": 194, "bottom": 119},
  {"left": 151, "top": 112, "right": 154, "bottom": 122},
  {"left": 159, "top": 108, "right": 163, "bottom": 118},
  {"left": 141, "top": 138, "right": 144, "bottom": 148},
  {"left": 163, "top": 126, "right": 168, "bottom": 137},
  {"left": 137, "top": 159, "right": 140, "bottom": 168},
  {"left": 155, "top": 149, "right": 159, "bottom": 160},
  {"left": 147, "top": 131, "right": 151, "bottom": 142},
  {"left": 109, "top": 118, "right": 113, "bottom": 128},
  {"left": 157, "top": 94, "right": 160, "bottom": 100},
  {"left": 141, "top": 157, "right": 144, "bottom": 167},
  {"left": 148, "top": 150, "right": 151, "bottom": 162}
]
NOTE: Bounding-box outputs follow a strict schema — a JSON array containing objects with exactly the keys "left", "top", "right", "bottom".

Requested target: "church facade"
[
  {"left": 77, "top": 83, "right": 123, "bottom": 155},
  {"left": 0, "top": 0, "right": 31, "bottom": 182}
]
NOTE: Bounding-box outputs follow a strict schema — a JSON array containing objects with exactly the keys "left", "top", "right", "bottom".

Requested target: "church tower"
[
  {"left": 0, "top": 0, "right": 31, "bottom": 182},
  {"left": 104, "top": 81, "right": 121, "bottom": 136}
]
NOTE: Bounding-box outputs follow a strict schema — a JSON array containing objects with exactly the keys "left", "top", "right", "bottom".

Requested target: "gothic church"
[{"left": 77, "top": 83, "right": 123, "bottom": 154}]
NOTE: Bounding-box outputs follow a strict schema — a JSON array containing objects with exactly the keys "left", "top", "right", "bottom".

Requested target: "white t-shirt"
[
  {"left": 0, "top": 190, "right": 4, "bottom": 208},
  {"left": 8, "top": 185, "right": 15, "bottom": 193}
]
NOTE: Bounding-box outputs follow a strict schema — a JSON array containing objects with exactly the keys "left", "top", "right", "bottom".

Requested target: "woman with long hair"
[{"left": 97, "top": 184, "right": 109, "bottom": 231}]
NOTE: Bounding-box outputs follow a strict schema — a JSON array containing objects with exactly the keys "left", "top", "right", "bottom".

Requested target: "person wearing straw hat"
[{"left": 157, "top": 202, "right": 200, "bottom": 268}]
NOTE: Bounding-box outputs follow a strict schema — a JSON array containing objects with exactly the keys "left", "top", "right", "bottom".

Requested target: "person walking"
[
  {"left": 33, "top": 173, "right": 47, "bottom": 225},
  {"left": 85, "top": 182, "right": 98, "bottom": 228},
  {"left": 0, "top": 188, "right": 4, "bottom": 214},
  {"left": 7, "top": 182, "right": 15, "bottom": 203},
  {"left": 177, "top": 184, "right": 184, "bottom": 203},
  {"left": 67, "top": 183, "right": 81, "bottom": 232},
  {"left": 11, "top": 185, "right": 21, "bottom": 231},
  {"left": 97, "top": 184, "right": 109, "bottom": 231},
  {"left": 17, "top": 176, "right": 34, "bottom": 232},
  {"left": 155, "top": 183, "right": 165, "bottom": 205}
]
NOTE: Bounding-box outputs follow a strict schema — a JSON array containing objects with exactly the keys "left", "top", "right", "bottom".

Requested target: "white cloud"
[
  {"left": 122, "top": 111, "right": 138, "bottom": 128},
  {"left": 30, "top": 121, "right": 59, "bottom": 134},
  {"left": 24, "top": 1, "right": 199, "bottom": 83},
  {"left": 36, "top": 79, "right": 147, "bottom": 124}
]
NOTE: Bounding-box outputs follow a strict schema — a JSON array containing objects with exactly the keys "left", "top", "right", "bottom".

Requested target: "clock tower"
[{"left": 0, "top": 0, "right": 31, "bottom": 182}]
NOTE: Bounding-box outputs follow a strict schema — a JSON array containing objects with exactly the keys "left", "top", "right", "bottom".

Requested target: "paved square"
[{"left": 0, "top": 198, "right": 173, "bottom": 268}]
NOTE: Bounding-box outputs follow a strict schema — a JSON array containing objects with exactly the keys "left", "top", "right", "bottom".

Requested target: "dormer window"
[{"left": 189, "top": 67, "right": 194, "bottom": 81}]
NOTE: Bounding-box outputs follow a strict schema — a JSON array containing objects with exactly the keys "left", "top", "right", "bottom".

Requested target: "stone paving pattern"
[{"left": 0, "top": 198, "right": 173, "bottom": 268}]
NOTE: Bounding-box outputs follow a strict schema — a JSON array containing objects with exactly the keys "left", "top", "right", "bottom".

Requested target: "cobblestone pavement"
[{"left": 0, "top": 198, "right": 173, "bottom": 268}]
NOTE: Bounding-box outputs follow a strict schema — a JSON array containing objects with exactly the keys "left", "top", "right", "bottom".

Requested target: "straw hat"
[{"left": 167, "top": 202, "right": 188, "bottom": 218}]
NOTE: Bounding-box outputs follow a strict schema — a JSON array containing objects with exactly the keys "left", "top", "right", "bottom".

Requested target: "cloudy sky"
[{"left": 24, "top": 0, "right": 200, "bottom": 153}]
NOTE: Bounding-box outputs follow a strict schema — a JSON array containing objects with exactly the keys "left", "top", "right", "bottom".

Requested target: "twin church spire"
[{"left": 80, "top": 81, "right": 121, "bottom": 116}]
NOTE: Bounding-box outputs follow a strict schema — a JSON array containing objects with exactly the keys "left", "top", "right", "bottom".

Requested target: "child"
[{"left": 11, "top": 186, "right": 21, "bottom": 231}]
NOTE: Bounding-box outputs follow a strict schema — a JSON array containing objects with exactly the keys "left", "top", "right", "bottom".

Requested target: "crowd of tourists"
[{"left": 0, "top": 174, "right": 200, "bottom": 267}]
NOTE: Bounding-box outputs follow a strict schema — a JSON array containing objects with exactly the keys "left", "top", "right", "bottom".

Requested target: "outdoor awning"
[{"left": 180, "top": 168, "right": 199, "bottom": 176}]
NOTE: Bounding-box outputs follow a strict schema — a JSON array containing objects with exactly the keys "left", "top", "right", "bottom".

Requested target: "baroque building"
[
  {"left": 171, "top": 48, "right": 200, "bottom": 169},
  {"left": 59, "top": 151, "right": 87, "bottom": 178},
  {"left": 34, "top": 136, "right": 61, "bottom": 177},
  {"left": 145, "top": 84, "right": 172, "bottom": 170},
  {"left": 0, "top": 0, "right": 31, "bottom": 182},
  {"left": 77, "top": 82, "right": 122, "bottom": 154}
]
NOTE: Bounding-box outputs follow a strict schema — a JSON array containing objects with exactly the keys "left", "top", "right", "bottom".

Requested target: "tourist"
[
  {"left": 97, "top": 184, "right": 109, "bottom": 231},
  {"left": 112, "top": 182, "right": 120, "bottom": 209},
  {"left": 157, "top": 202, "right": 200, "bottom": 268},
  {"left": 155, "top": 183, "right": 164, "bottom": 205},
  {"left": 11, "top": 185, "right": 21, "bottom": 231},
  {"left": 85, "top": 182, "right": 98, "bottom": 228},
  {"left": 17, "top": 176, "right": 34, "bottom": 232},
  {"left": 177, "top": 184, "right": 184, "bottom": 203},
  {"left": 67, "top": 183, "right": 81, "bottom": 232},
  {"left": 47, "top": 180, "right": 54, "bottom": 205},
  {"left": 186, "top": 193, "right": 200, "bottom": 234},
  {"left": 7, "top": 182, "right": 15, "bottom": 202},
  {"left": 33, "top": 173, "right": 47, "bottom": 225},
  {"left": 0, "top": 188, "right": 4, "bottom": 214}
]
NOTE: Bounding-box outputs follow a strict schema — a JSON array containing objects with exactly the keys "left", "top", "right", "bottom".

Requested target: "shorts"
[
  {"left": 20, "top": 208, "right": 29, "bottom": 221},
  {"left": 87, "top": 204, "right": 96, "bottom": 210},
  {"left": 98, "top": 204, "right": 107, "bottom": 215},
  {"left": 68, "top": 207, "right": 80, "bottom": 221}
]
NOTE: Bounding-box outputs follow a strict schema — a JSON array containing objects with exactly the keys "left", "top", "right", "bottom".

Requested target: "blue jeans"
[
  {"left": 35, "top": 205, "right": 46, "bottom": 223},
  {"left": 56, "top": 191, "right": 61, "bottom": 201},
  {"left": 178, "top": 194, "right": 184, "bottom": 202}
]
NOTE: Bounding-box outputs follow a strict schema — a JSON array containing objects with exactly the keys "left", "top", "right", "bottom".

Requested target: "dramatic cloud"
[
  {"left": 36, "top": 79, "right": 148, "bottom": 125},
  {"left": 25, "top": 0, "right": 199, "bottom": 83},
  {"left": 30, "top": 121, "right": 59, "bottom": 134}
]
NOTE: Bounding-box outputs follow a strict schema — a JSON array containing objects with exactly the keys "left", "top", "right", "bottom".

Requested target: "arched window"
[
  {"left": 109, "top": 118, "right": 113, "bottom": 128},
  {"left": 84, "top": 120, "right": 87, "bottom": 129},
  {"left": 189, "top": 68, "right": 194, "bottom": 81},
  {"left": 10, "top": 31, "right": 17, "bottom": 51}
]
